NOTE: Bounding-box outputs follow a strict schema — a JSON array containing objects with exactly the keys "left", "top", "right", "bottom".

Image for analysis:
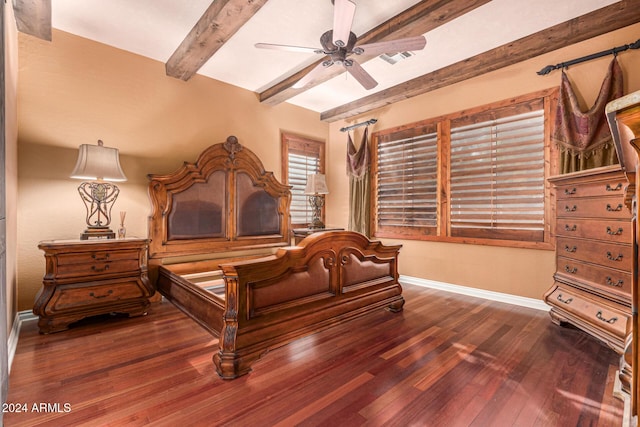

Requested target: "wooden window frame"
[
  {"left": 281, "top": 132, "right": 326, "bottom": 228},
  {"left": 370, "top": 88, "right": 558, "bottom": 250}
]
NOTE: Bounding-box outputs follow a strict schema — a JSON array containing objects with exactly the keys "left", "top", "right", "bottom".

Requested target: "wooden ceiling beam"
[
  {"left": 13, "top": 0, "right": 51, "bottom": 41},
  {"left": 258, "top": 0, "right": 492, "bottom": 106},
  {"left": 166, "top": 0, "right": 268, "bottom": 81},
  {"left": 321, "top": 0, "right": 640, "bottom": 122}
]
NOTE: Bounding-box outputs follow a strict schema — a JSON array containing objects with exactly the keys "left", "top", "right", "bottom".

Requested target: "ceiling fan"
[{"left": 255, "top": 0, "right": 427, "bottom": 90}]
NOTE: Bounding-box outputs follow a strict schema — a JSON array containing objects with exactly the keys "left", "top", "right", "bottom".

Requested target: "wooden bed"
[{"left": 147, "top": 136, "right": 404, "bottom": 379}]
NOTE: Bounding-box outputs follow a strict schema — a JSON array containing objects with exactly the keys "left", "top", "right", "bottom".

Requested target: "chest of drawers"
[
  {"left": 33, "top": 238, "right": 154, "bottom": 333},
  {"left": 544, "top": 166, "right": 633, "bottom": 353}
]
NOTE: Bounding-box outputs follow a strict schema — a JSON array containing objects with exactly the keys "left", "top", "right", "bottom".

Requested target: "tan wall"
[
  {"left": 5, "top": 0, "right": 18, "bottom": 330},
  {"left": 16, "top": 30, "right": 328, "bottom": 310},
  {"left": 326, "top": 23, "right": 640, "bottom": 299}
]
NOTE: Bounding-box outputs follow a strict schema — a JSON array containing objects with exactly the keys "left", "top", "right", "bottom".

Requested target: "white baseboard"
[
  {"left": 400, "top": 275, "right": 550, "bottom": 311},
  {"left": 7, "top": 311, "right": 37, "bottom": 373}
]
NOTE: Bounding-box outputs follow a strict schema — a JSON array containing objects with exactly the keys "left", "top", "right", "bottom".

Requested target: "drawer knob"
[
  {"left": 565, "top": 205, "right": 577, "bottom": 212},
  {"left": 89, "top": 290, "right": 114, "bottom": 299},
  {"left": 564, "top": 188, "right": 576, "bottom": 195},
  {"left": 605, "top": 277, "right": 624, "bottom": 288},
  {"left": 606, "top": 183, "right": 623, "bottom": 192},
  {"left": 564, "top": 265, "right": 577, "bottom": 274},
  {"left": 606, "top": 252, "right": 623, "bottom": 262},
  {"left": 606, "top": 203, "right": 623, "bottom": 212},
  {"left": 596, "top": 311, "right": 618, "bottom": 324},
  {"left": 564, "top": 245, "right": 577, "bottom": 253},
  {"left": 564, "top": 224, "right": 577, "bottom": 232},
  {"left": 91, "top": 265, "right": 110, "bottom": 273},
  {"left": 557, "top": 294, "right": 573, "bottom": 304}
]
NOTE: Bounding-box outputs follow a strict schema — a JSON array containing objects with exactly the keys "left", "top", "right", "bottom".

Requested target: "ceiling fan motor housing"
[{"left": 320, "top": 30, "right": 358, "bottom": 65}]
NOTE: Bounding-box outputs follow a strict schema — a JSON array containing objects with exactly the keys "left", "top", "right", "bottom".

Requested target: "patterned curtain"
[
  {"left": 347, "top": 127, "right": 370, "bottom": 236},
  {"left": 553, "top": 57, "right": 623, "bottom": 173}
]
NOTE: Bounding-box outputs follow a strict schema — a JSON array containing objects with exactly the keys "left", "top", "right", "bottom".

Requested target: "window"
[
  {"left": 281, "top": 133, "right": 325, "bottom": 227},
  {"left": 371, "top": 89, "right": 557, "bottom": 248},
  {"left": 375, "top": 124, "right": 438, "bottom": 237}
]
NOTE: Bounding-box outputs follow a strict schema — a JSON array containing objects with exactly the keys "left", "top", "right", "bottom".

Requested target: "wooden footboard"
[{"left": 157, "top": 231, "right": 403, "bottom": 379}]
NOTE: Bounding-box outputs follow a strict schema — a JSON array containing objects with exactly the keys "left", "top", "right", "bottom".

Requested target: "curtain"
[
  {"left": 553, "top": 57, "right": 623, "bottom": 173},
  {"left": 347, "top": 127, "right": 370, "bottom": 236}
]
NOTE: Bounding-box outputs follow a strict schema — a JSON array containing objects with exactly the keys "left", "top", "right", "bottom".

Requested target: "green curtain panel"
[
  {"left": 553, "top": 58, "right": 623, "bottom": 174},
  {"left": 347, "top": 128, "right": 370, "bottom": 236}
]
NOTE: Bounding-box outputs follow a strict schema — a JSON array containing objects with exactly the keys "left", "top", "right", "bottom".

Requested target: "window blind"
[
  {"left": 449, "top": 109, "right": 545, "bottom": 239},
  {"left": 376, "top": 131, "right": 438, "bottom": 231},
  {"left": 288, "top": 152, "right": 320, "bottom": 225}
]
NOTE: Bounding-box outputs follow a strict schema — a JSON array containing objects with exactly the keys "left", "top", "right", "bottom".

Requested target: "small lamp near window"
[
  {"left": 304, "top": 173, "right": 329, "bottom": 229},
  {"left": 70, "top": 139, "right": 127, "bottom": 240}
]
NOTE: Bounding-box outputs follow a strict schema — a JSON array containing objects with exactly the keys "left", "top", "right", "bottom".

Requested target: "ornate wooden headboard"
[{"left": 147, "top": 136, "right": 291, "bottom": 259}]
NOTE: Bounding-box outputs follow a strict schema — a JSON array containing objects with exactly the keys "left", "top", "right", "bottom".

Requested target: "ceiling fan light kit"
[{"left": 256, "top": 0, "right": 426, "bottom": 91}]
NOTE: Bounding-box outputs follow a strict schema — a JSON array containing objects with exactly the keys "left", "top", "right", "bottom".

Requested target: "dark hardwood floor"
[{"left": 5, "top": 284, "right": 624, "bottom": 426}]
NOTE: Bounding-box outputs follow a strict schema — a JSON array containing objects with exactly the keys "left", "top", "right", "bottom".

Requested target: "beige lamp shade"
[
  {"left": 70, "top": 140, "right": 127, "bottom": 182},
  {"left": 304, "top": 173, "right": 329, "bottom": 195}
]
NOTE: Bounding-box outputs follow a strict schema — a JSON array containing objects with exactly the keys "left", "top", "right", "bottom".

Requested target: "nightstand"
[
  {"left": 292, "top": 227, "right": 344, "bottom": 245},
  {"left": 33, "top": 237, "right": 154, "bottom": 334}
]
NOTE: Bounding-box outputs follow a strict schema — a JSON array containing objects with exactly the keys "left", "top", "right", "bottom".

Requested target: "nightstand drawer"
[
  {"left": 46, "top": 279, "right": 148, "bottom": 313},
  {"left": 55, "top": 258, "right": 140, "bottom": 278},
  {"left": 56, "top": 249, "right": 140, "bottom": 266}
]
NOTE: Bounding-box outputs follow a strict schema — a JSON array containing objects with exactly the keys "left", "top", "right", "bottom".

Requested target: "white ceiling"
[{"left": 51, "top": 0, "right": 619, "bottom": 114}]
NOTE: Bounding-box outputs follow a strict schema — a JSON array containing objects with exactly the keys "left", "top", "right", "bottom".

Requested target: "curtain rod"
[
  {"left": 537, "top": 39, "right": 640, "bottom": 75},
  {"left": 340, "top": 118, "right": 377, "bottom": 132}
]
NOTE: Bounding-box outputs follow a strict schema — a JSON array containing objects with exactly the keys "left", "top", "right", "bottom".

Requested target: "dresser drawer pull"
[
  {"left": 91, "top": 265, "right": 110, "bottom": 273},
  {"left": 564, "top": 188, "right": 576, "bottom": 195},
  {"left": 557, "top": 294, "right": 573, "bottom": 304},
  {"left": 605, "top": 277, "right": 624, "bottom": 287},
  {"left": 91, "top": 253, "right": 110, "bottom": 261},
  {"left": 564, "top": 224, "right": 577, "bottom": 232},
  {"left": 606, "top": 203, "right": 623, "bottom": 212},
  {"left": 89, "top": 290, "right": 114, "bottom": 299},
  {"left": 564, "top": 265, "right": 577, "bottom": 274},
  {"left": 565, "top": 205, "right": 577, "bottom": 212},
  {"left": 606, "top": 226, "right": 624, "bottom": 235},
  {"left": 606, "top": 252, "right": 623, "bottom": 261},
  {"left": 564, "top": 245, "right": 577, "bottom": 253},
  {"left": 606, "top": 183, "right": 623, "bottom": 192},
  {"left": 596, "top": 311, "right": 618, "bottom": 324}
]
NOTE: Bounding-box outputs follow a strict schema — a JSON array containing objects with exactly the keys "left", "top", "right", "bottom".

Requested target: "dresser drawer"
[
  {"left": 556, "top": 256, "right": 632, "bottom": 300},
  {"left": 557, "top": 198, "right": 630, "bottom": 220},
  {"left": 545, "top": 285, "right": 629, "bottom": 345},
  {"left": 45, "top": 279, "right": 149, "bottom": 314},
  {"left": 556, "top": 237, "right": 632, "bottom": 271},
  {"left": 555, "top": 218, "right": 632, "bottom": 243},
  {"left": 555, "top": 177, "right": 628, "bottom": 200}
]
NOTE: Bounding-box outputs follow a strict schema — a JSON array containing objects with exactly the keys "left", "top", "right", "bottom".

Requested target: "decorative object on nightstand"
[
  {"left": 70, "top": 139, "right": 127, "bottom": 240},
  {"left": 304, "top": 173, "right": 329, "bottom": 229},
  {"left": 33, "top": 238, "right": 153, "bottom": 333},
  {"left": 118, "top": 211, "right": 127, "bottom": 239}
]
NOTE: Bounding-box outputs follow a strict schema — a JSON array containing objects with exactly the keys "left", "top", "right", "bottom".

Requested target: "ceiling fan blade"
[
  {"left": 332, "top": 0, "right": 356, "bottom": 47},
  {"left": 354, "top": 36, "right": 427, "bottom": 57},
  {"left": 345, "top": 60, "right": 377, "bottom": 90},
  {"left": 293, "top": 61, "right": 334, "bottom": 89},
  {"left": 255, "top": 43, "right": 320, "bottom": 54}
]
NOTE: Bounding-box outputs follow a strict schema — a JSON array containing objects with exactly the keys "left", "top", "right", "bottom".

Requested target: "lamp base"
[{"left": 80, "top": 227, "right": 116, "bottom": 240}]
